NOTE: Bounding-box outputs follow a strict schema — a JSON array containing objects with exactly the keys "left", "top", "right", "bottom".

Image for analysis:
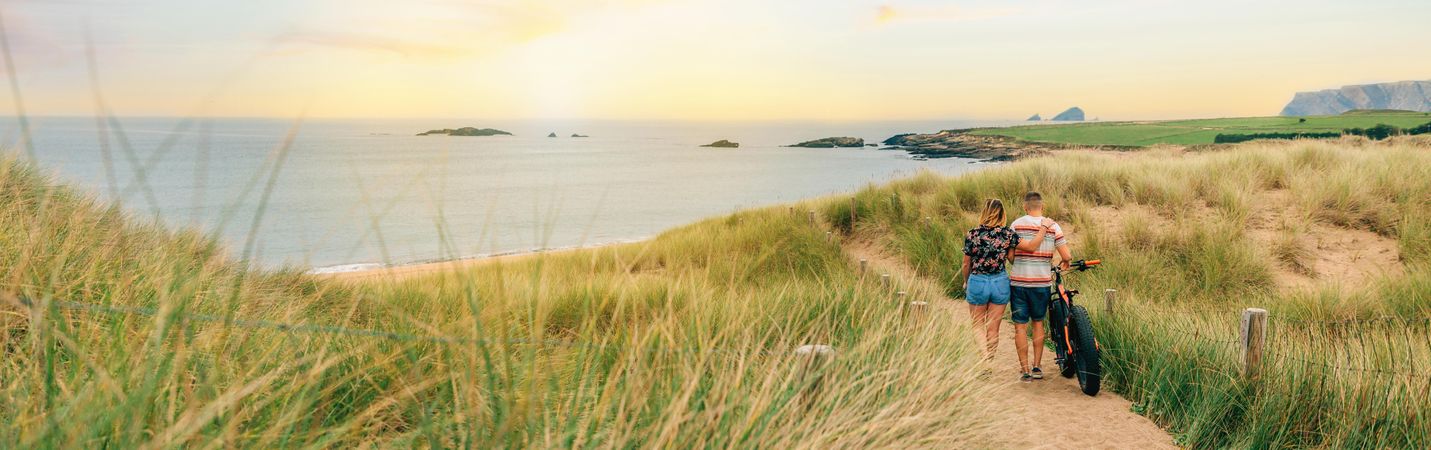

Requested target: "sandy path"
[{"left": 845, "top": 239, "right": 1175, "bottom": 450}]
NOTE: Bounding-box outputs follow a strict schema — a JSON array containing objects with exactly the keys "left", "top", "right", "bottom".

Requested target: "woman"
[{"left": 961, "top": 199, "right": 1050, "bottom": 360}]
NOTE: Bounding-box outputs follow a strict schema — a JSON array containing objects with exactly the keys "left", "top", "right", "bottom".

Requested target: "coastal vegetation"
[
  {"left": 416, "top": 127, "right": 513, "bottom": 136},
  {"left": 0, "top": 154, "right": 999, "bottom": 447},
  {"left": 2, "top": 137, "right": 1427, "bottom": 447},
  {"left": 826, "top": 138, "right": 1429, "bottom": 448},
  {"left": 970, "top": 110, "right": 1431, "bottom": 146}
]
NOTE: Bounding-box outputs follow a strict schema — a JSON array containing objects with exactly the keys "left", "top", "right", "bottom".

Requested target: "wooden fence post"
[
  {"left": 1241, "top": 308, "right": 1268, "bottom": 379},
  {"left": 906, "top": 300, "right": 928, "bottom": 322},
  {"left": 881, "top": 274, "right": 891, "bottom": 289},
  {"left": 809, "top": 210, "right": 816, "bottom": 225},
  {"left": 859, "top": 259, "right": 867, "bottom": 275},
  {"left": 1104, "top": 289, "right": 1117, "bottom": 314},
  {"left": 794, "top": 344, "right": 836, "bottom": 406},
  {"left": 825, "top": 231, "right": 832, "bottom": 243}
]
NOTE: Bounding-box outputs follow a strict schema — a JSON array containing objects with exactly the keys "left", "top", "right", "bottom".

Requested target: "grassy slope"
[
  {"left": 827, "top": 139, "right": 1430, "bottom": 448},
  {"left": 3, "top": 137, "right": 1428, "bottom": 447},
  {"left": 0, "top": 156, "right": 1001, "bottom": 448},
  {"left": 970, "top": 111, "right": 1431, "bottom": 146}
]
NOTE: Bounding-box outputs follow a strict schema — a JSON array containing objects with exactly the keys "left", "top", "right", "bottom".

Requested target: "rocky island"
[
  {"left": 417, "top": 127, "right": 513, "bottom": 136},
  {"left": 701, "top": 140, "right": 739, "bottom": 148},
  {"left": 1051, "top": 107, "right": 1085, "bottom": 121},
  {"left": 571, "top": 134, "right": 589, "bottom": 138},
  {"left": 1027, "top": 114, "right": 1042, "bottom": 121},
  {"left": 882, "top": 130, "right": 1054, "bottom": 161},
  {"left": 787, "top": 137, "right": 864, "bottom": 148}
]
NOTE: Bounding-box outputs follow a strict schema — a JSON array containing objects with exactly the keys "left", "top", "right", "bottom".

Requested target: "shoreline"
[{"left": 313, "top": 238, "right": 649, "bottom": 281}]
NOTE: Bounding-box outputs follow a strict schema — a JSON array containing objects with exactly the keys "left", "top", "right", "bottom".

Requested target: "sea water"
[{"left": 15, "top": 117, "right": 1018, "bottom": 270}]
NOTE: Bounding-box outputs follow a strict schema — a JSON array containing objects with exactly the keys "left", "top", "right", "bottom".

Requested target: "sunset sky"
[{"left": 5, "top": 0, "right": 1431, "bottom": 120}]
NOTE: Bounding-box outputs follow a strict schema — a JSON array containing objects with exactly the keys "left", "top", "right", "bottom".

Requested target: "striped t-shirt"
[{"left": 1010, "top": 215, "right": 1067, "bottom": 287}]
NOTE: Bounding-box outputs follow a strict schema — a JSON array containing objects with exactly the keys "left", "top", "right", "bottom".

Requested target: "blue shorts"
[
  {"left": 965, "top": 272, "right": 1010, "bottom": 306},
  {"left": 1010, "top": 286, "right": 1051, "bottom": 324}
]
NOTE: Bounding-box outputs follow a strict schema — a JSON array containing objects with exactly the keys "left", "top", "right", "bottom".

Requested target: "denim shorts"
[
  {"left": 965, "top": 272, "right": 1010, "bottom": 306},
  {"left": 1010, "top": 286, "right": 1051, "bottom": 324}
]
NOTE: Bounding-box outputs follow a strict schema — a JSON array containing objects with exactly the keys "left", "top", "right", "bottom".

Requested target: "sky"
[{"left": 4, "top": 0, "right": 1431, "bottom": 121}]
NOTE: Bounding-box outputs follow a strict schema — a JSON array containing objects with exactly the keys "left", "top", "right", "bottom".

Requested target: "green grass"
[
  {"left": 829, "top": 140, "right": 1430, "bottom": 448},
  {"left": 970, "top": 111, "right": 1431, "bottom": 146},
  {"left": 0, "top": 156, "right": 1003, "bottom": 448}
]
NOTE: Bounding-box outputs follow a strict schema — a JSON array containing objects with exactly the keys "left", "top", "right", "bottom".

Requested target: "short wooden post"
[
  {"left": 881, "top": 273, "right": 891, "bottom": 289},
  {"left": 906, "top": 300, "right": 928, "bottom": 322},
  {"left": 896, "top": 290, "right": 906, "bottom": 303},
  {"left": 794, "top": 344, "right": 836, "bottom": 406},
  {"left": 1241, "top": 308, "right": 1268, "bottom": 379},
  {"left": 859, "top": 259, "right": 868, "bottom": 275},
  {"left": 808, "top": 210, "right": 816, "bottom": 224},
  {"left": 1103, "top": 289, "right": 1117, "bottom": 314},
  {"left": 825, "top": 231, "right": 832, "bottom": 243}
]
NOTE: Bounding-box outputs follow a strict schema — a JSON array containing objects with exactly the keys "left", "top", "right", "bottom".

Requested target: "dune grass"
[
  {"left": 828, "top": 137, "right": 1430, "bottom": 448},
  {"left": 0, "top": 155, "right": 1004, "bottom": 448}
]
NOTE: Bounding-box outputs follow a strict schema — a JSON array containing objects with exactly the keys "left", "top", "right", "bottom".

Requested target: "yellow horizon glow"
[{"left": 4, "top": 0, "right": 1431, "bottom": 121}]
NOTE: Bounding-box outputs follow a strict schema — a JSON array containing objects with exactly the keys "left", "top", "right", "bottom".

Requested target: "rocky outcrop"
[
  {"left": 571, "top": 134, "right": 589, "bottom": 138},
  {"left": 1051, "top": 107, "right": 1085, "bottom": 121},
  {"left": 548, "top": 132, "right": 558, "bottom": 138},
  {"left": 788, "top": 137, "right": 864, "bottom": 148},
  {"left": 880, "top": 129, "right": 1055, "bottom": 161},
  {"left": 417, "top": 127, "right": 513, "bottom": 136},
  {"left": 1281, "top": 80, "right": 1431, "bottom": 116},
  {"left": 701, "top": 139, "right": 739, "bottom": 148},
  {"left": 1027, "top": 114, "right": 1042, "bottom": 121}
]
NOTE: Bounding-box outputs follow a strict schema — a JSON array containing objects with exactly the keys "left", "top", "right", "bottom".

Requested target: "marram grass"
[
  {"left": 0, "top": 155, "right": 1004, "bottom": 448},
  {"left": 831, "top": 138, "right": 1430, "bottom": 448}
]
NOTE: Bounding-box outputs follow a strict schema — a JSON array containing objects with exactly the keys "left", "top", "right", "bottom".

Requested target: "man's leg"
[
  {"left": 1031, "top": 320, "right": 1045, "bottom": 369},
  {"left": 1009, "top": 287, "right": 1031, "bottom": 373},
  {"left": 1029, "top": 286, "right": 1051, "bottom": 370},
  {"left": 1013, "top": 323, "right": 1029, "bottom": 371}
]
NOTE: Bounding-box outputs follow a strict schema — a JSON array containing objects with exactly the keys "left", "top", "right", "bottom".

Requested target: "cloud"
[
  {"left": 273, "top": 31, "right": 472, "bottom": 59},
  {"left": 267, "top": 0, "right": 659, "bottom": 60},
  {"left": 875, "top": 4, "right": 1024, "bottom": 25}
]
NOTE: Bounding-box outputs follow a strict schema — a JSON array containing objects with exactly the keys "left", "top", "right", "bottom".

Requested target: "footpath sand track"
[{"left": 844, "top": 239, "right": 1175, "bottom": 450}]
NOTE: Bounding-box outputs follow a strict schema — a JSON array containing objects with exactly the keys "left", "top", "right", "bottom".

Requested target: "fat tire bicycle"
[{"left": 1047, "top": 259, "right": 1102, "bottom": 396}]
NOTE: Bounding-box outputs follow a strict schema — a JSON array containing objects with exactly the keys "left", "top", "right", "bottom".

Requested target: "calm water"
[{"left": 15, "top": 117, "right": 1017, "bottom": 270}]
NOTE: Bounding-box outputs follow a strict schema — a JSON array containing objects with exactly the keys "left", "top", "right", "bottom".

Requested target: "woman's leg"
[
  {"left": 967, "top": 303, "right": 990, "bottom": 350},
  {"left": 983, "top": 304, "right": 1005, "bottom": 358}
]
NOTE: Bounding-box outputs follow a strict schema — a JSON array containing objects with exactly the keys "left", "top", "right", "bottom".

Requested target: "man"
[{"left": 1009, "top": 191, "right": 1072, "bottom": 382}]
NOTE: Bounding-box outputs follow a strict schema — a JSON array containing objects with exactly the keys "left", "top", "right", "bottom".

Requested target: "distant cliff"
[{"left": 1281, "top": 80, "right": 1431, "bottom": 116}]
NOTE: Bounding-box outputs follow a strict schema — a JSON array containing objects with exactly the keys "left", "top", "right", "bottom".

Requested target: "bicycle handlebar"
[{"left": 1055, "top": 259, "right": 1101, "bottom": 272}]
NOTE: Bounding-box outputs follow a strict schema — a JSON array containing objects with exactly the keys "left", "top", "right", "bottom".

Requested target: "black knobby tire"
[
  {"left": 1068, "top": 305, "right": 1101, "bottom": 396},
  {"left": 1048, "top": 301, "right": 1077, "bottom": 378}
]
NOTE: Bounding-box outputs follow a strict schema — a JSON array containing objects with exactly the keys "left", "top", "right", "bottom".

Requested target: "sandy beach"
[{"left": 316, "top": 241, "right": 638, "bottom": 282}]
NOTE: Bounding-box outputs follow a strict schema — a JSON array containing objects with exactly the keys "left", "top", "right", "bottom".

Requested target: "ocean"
[{"left": 16, "top": 117, "right": 1018, "bottom": 270}]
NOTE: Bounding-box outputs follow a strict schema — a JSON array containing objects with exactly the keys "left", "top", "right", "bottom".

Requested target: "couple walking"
[{"left": 960, "top": 192, "right": 1072, "bottom": 382}]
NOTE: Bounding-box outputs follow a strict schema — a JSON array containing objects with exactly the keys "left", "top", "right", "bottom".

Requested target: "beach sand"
[{"left": 316, "top": 242, "right": 634, "bottom": 282}]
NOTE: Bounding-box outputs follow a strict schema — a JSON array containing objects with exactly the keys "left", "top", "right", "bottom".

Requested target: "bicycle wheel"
[
  {"left": 1068, "top": 305, "right": 1101, "bottom": 396},
  {"left": 1048, "top": 301, "right": 1076, "bottom": 378}
]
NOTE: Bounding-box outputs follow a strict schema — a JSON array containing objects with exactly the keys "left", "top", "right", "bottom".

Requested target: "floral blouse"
[{"left": 963, "top": 225, "right": 1020, "bottom": 275}]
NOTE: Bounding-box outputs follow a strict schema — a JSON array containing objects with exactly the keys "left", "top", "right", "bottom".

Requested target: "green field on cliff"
[{"left": 971, "top": 111, "right": 1431, "bottom": 146}]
